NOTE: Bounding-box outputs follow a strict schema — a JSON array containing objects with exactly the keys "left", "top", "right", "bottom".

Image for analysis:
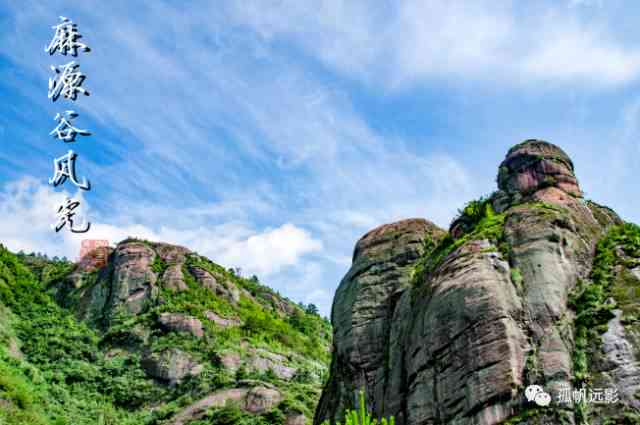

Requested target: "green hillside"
[{"left": 0, "top": 241, "right": 331, "bottom": 425}]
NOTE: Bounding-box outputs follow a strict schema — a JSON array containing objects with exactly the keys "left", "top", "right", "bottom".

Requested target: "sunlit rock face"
[
  {"left": 497, "top": 139, "right": 581, "bottom": 198},
  {"left": 316, "top": 141, "right": 638, "bottom": 425}
]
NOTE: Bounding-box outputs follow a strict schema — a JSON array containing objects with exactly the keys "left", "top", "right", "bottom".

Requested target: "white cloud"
[
  {"left": 218, "top": 224, "right": 323, "bottom": 277},
  {"left": 0, "top": 177, "right": 86, "bottom": 259},
  {"left": 0, "top": 177, "right": 322, "bottom": 278},
  {"left": 521, "top": 25, "right": 640, "bottom": 85}
]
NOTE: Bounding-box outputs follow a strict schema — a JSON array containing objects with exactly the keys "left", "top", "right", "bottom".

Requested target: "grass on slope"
[{"left": 568, "top": 223, "right": 640, "bottom": 424}]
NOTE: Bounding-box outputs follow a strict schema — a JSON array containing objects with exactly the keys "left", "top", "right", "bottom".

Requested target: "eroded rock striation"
[{"left": 316, "top": 140, "right": 637, "bottom": 425}]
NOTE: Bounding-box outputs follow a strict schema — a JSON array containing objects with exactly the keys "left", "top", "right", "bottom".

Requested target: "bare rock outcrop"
[
  {"left": 110, "top": 242, "right": 159, "bottom": 315},
  {"left": 141, "top": 348, "right": 203, "bottom": 386},
  {"left": 205, "top": 310, "right": 242, "bottom": 328},
  {"left": 188, "top": 264, "right": 241, "bottom": 304},
  {"left": 497, "top": 139, "right": 581, "bottom": 199},
  {"left": 217, "top": 348, "right": 298, "bottom": 381},
  {"left": 158, "top": 312, "right": 204, "bottom": 338},
  {"left": 170, "top": 385, "right": 283, "bottom": 425},
  {"left": 315, "top": 141, "right": 637, "bottom": 425},
  {"left": 316, "top": 218, "right": 446, "bottom": 423}
]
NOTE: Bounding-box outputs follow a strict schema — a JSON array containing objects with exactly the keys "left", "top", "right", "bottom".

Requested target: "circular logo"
[{"left": 525, "top": 385, "right": 551, "bottom": 406}]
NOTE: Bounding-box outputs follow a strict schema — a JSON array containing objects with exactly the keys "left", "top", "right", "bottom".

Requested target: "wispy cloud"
[
  {"left": 0, "top": 177, "right": 323, "bottom": 278},
  {"left": 227, "top": 0, "right": 640, "bottom": 89},
  {"left": 2, "top": 1, "right": 639, "bottom": 316}
]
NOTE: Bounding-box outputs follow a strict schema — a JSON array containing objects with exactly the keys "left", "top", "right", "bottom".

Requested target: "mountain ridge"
[{"left": 0, "top": 237, "right": 331, "bottom": 425}]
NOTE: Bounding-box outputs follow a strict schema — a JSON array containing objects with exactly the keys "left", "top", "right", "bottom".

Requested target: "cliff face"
[{"left": 315, "top": 140, "right": 638, "bottom": 425}]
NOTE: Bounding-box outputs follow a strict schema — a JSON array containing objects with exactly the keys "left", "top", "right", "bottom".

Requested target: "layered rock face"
[
  {"left": 316, "top": 218, "right": 446, "bottom": 422},
  {"left": 316, "top": 141, "right": 635, "bottom": 425}
]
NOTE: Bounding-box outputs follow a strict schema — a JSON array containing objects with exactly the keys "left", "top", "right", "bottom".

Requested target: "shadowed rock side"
[
  {"left": 315, "top": 140, "right": 635, "bottom": 425},
  {"left": 315, "top": 218, "right": 446, "bottom": 423}
]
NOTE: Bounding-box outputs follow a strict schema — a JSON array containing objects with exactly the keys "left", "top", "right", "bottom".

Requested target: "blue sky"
[{"left": 1, "top": 1, "right": 640, "bottom": 316}]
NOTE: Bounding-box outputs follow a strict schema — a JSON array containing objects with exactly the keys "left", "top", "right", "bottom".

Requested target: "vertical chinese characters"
[{"left": 45, "top": 16, "right": 92, "bottom": 233}]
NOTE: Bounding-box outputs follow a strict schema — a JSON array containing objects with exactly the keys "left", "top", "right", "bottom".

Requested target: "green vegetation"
[
  {"left": 0, "top": 245, "right": 157, "bottom": 425},
  {"left": 411, "top": 197, "right": 506, "bottom": 287},
  {"left": 568, "top": 223, "right": 640, "bottom": 424},
  {"left": 0, "top": 242, "right": 331, "bottom": 425},
  {"left": 510, "top": 267, "right": 523, "bottom": 289},
  {"left": 320, "top": 391, "right": 395, "bottom": 425},
  {"left": 499, "top": 408, "right": 541, "bottom": 425},
  {"left": 151, "top": 255, "right": 168, "bottom": 275}
]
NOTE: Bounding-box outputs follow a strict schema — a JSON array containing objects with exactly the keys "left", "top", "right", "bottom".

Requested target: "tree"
[{"left": 305, "top": 303, "right": 319, "bottom": 316}]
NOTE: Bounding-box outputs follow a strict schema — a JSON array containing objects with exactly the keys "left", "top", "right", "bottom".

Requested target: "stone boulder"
[
  {"left": 217, "top": 352, "right": 242, "bottom": 371},
  {"left": 155, "top": 243, "right": 191, "bottom": 291},
  {"left": 162, "top": 264, "right": 188, "bottom": 292},
  {"left": 260, "top": 291, "right": 299, "bottom": 316},
  {"left": 205, "top": 310, "right": 242, "bottom": 328},
  {"left": 170, "top": 388, "right": 249, "bottom": 425},
  {"left": 285, "top": 413, "right": 307, "bottom": 425},
  {"left": 188, "top": 265, "right": 241, "bottom": 303},
  {"left": 170, "top": 386, "right": 282, "bottom": 425},
  {"left": 158, "top": 313, "right": 204, "bottom": 338},
  {"left": 245, "top": 386, "right": 284, "bottom": 413},
  {"left": 154, "top": 243, "right": 190, "bottom": 264},
  {"left": 141, "top": 348, "right": 203, "bottom": 386},
  {"left": 217, "top": 349, "right": 298, "bottom": 381}
]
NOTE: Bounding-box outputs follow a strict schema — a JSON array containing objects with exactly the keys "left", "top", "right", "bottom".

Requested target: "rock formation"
[{"left": 316, "top": 140, "right": 637, "bottom": 425}]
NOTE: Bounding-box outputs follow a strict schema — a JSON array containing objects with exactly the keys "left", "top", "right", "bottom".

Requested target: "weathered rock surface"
[
  {"left": 285, "top": 413, "right": 308, "bottom": 425},
  {"left": 205, "top": 310, "right": 242, "bottom": 328},
  {"left": 170, "top": 388, "right": 249, "bottom": 425},
  {"left": 316, "top": 141, "right": 638, "bottom": 425},
  {"left": 189, "top": 264, "right": 241, "bottom": 303},
  {"left": 110, "top": 242, "right": 159, "bottom": 315},
  {"left": 261, "top": 291, "right": 299, "bottom": 316},
  {"left": 497, "top": 139, "right": 581, "bottom": 199},
  {"left": 158, "top": 312, "right": 204, "bottom": 338},
  {"left": 217, "top": 348, "right": 298, "bottom": 381},
  {"left": 155, "top": 243, "right": 191, "bottom": 291},
  {"left": 245, "top": 386, "right": 284, "bottom": 413},
  {"left": 316, "top": 218, "right": 446, "bottom": 423},
  {"left": 141, "top": 348, "right": 203, "bottom": 386},
  {"left": 162, "top": 264, "right": 189, "bottom": 292},
  {"left": 170, "top": 385, "right": 283, "bottom": 425}
]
